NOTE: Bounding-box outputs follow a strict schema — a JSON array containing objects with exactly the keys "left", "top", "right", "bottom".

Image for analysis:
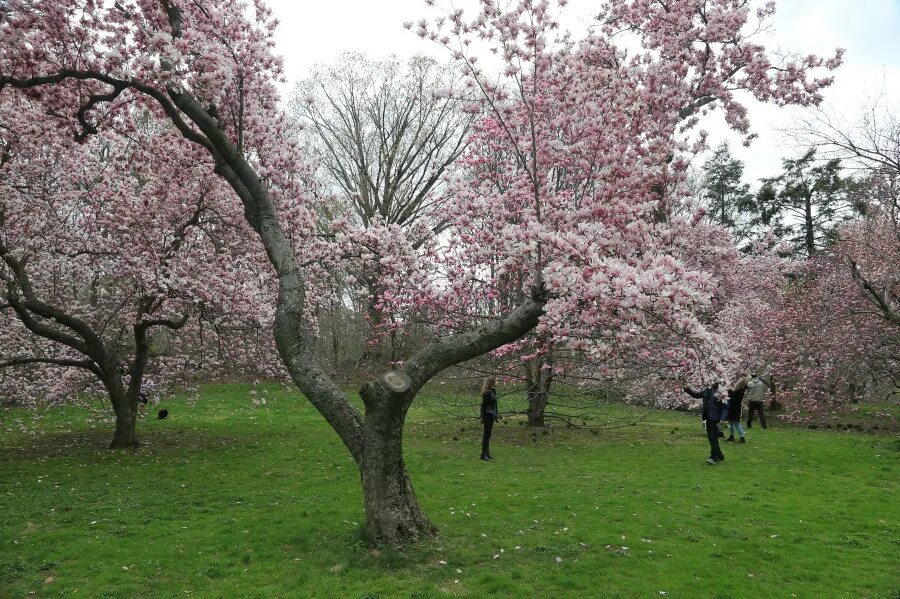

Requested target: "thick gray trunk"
[
  {"left": 359, "top": 436, "right": 435, "bottom": 546},
  {"left": 103, "top": 365, "right": 140, "bottom": 448},
  {"left": 110, "top": 407, "right": 139, "bottom": 448},
  {"left": 109, "top": 385, "right": 139, "bottom": 449},
  {"left": 358, "top": 372, "right": 436, "bottom": 545}
]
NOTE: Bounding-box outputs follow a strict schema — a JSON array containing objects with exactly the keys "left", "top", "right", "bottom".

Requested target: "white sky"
[{"left": 267, "top": 0, "right": 900, "bottom": 187}]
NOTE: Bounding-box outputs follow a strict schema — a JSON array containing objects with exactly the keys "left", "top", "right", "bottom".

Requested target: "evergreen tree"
[
  {"left": 698, "top": 143, "right": 754, "bottom": 246},
  {"left": 751, "top": 149, "right": 852, "bottom": 258}
]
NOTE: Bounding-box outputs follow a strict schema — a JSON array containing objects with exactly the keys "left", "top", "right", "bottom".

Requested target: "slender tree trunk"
[
  {"left": 527, "top": 384, "right": 549, "bottom": 427},
  {"left": 330, "top": 299, "right": 340, "bottom": 368},
  {"left": 524, "top": 350, "right": 553, "bottom": 427},
  {"left": 804, "top": 194, "right": 816, "bottom": 256},
  {"left": 389, "top": 322, "right": 398, "bottom": 365}
]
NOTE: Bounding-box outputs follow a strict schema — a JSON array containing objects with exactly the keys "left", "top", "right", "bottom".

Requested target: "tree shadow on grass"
[{"left": 0, "top": 427, "right": 244, "bottom": 462}]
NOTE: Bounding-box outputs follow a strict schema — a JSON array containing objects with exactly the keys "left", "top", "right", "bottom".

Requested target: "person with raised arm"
[{"left": 684, "top": 382, "right": 726, "bottom": 464}]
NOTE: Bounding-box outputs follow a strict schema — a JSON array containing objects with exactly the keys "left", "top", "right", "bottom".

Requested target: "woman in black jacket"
[
  {"left": 480, "top": 377, "right": 499, "bottom": 461},
  {"left": 684, "top": 382, "right": 725, "bottom": 464}
]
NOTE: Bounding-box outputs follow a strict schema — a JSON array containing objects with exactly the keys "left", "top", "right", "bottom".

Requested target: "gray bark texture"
[{"left": 524, "top": 354, "right": 553, "bottom": 427}]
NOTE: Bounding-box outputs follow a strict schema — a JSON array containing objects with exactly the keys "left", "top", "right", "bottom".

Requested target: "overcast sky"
[{"left": 267, "top": 0, "right": 900, "bottom": 187}]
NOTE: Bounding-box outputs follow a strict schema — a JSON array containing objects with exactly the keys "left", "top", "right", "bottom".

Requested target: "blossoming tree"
[
  {"left": 410, "top": 0, "right": 842, "bottom": 424},
  {"left": 0, "top": 95, "right": 266, "bottom": 447},
  {"left": 756, "top": 106, "right": 900, "bottom": 415},
  {"left": 0, "top": 0, "right": 840, "bottom": 544}
]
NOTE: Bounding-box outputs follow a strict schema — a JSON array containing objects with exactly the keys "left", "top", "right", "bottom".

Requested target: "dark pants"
[
  {"left": 747, "top": 401, "right": 767, "bottom": 428},
  {"left": 481, "top": 415, "right": 495, "bottom": 457},
  {"left": 706, "top": 420, "right": 724, "bottom": 460}
]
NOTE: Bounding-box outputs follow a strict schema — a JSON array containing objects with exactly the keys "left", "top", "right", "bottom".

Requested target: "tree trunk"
[
  {"left": 527, "top": 387, "right": 548, "bottom": 427},
  {"left": 331, "top": 306, "right": 340, "bottom": 368},
  {"left": 359, "top": 373, "right": 436, "bottom": 546},
  {"left": 804, "top": 193, "right": 816, "bottom": 256},
  {"left": 110, "top": 403, "right": 139, "bottom": 448},
  {"left": 524, "top": 350, "right": 553, "bottom": 427},
  {"left": 359, "top": 425, "right": 436, "bottom": 546}
]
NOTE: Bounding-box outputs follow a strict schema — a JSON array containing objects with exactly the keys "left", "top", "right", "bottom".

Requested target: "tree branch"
[
  {"left": 403, "top": 288, "right": 547, "bottom": 396},
  {"left": 0, "top": 355, "right": 102, "bottom": 377},
  {"left": 849, "top": 259, "right": 900, "bottom": 327}
]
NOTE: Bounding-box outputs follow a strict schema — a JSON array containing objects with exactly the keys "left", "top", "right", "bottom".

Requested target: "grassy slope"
[{"left": 1, "top": 384, "right": 897, "bottom": 598}]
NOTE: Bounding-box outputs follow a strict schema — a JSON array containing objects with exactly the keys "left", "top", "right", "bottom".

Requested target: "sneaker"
[
  {"left": 726, "top": 435, "right": 735, "bottom": 442},
  {"left": 705, "top": 457, "right": 717, "bottom": 465},
  {"left": 480, "top": 455, "right": 490, "bottom": 461},
  {"left": 716, "top": 455, "right": 725, "bottom": 462},
  {"left": 739, "top": 437, "right": 746, "bottom": 443}
]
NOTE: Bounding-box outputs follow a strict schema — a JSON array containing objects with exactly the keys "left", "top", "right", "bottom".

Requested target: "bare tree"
[
  {"left": 291, "top": 53, "right": 471, "bottom": 240},
  {"left": 796, "top": 98, "right": 900, "bottom": 177},
  {"left": 290, "top": 54, "right": 472, "bottom": 367}
]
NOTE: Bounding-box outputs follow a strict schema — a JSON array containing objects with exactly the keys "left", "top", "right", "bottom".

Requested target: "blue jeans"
[{"left": 729, "top": 421, "right": 745, "bottom": 437}]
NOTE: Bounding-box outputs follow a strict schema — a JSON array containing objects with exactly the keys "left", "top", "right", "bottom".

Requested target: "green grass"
[{"left": 1, "top": 383, "right": 898, "bottom": 598}]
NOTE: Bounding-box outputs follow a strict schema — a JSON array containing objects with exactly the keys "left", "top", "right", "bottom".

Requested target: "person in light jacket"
[
  {"left": 684, "top": 382, "right": 725, "bottom": 464},
  {"left": 745, "top": 373, "right": 770, "bottom": 429}
]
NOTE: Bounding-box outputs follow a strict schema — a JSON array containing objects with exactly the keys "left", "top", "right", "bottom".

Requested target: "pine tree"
[
  {"left": 751, "top": 149, "right": 852, "bottom": 258},
  {"left": 698, "top": 143, "right": 754, "bottom": 245}
]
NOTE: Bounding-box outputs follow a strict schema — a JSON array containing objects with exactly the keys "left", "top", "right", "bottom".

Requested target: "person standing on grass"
[
  {"left": 745, "top": 372, "right": 770, "bottom": 429},
  {"left": 480, "top": 376, "right": 499, "bottom": 461},
  {"left": 726, "top": 376, "right": 748, "bottom": 443},
  {"left": 684, "top": 382, "right": 726, "bottom": 465}
]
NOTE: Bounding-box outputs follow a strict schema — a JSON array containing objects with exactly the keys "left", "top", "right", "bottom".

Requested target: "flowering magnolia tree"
[
  {"left": 0, "top": 95, "right": 267, "bottom": 446},
  {"left": 757, "top": 106, "right": 900, "bottom": 417},
  {"left": 0, "top": 0, "right": 840, "bottom": 545},
  {"left": 757, "top": 250, "right": 898, "bottom": 420},
  {"left": 406, "top": 0, "right": 842, "bottom": 423}
]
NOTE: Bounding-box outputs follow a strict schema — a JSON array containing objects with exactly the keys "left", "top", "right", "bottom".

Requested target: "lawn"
[{"left": 1, "top": 383, "right": 898, "bottom": 598}]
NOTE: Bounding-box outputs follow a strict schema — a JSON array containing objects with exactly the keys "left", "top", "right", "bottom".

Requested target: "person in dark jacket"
[
  {"left": 480, "top": 377, "right": 499, "bottom": 461},
  {"left": 684, "top": 382, "right": 725, "bottom": 464},
  {"left": 726, "top": 376, "right": 748, "bottom": 443}
]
